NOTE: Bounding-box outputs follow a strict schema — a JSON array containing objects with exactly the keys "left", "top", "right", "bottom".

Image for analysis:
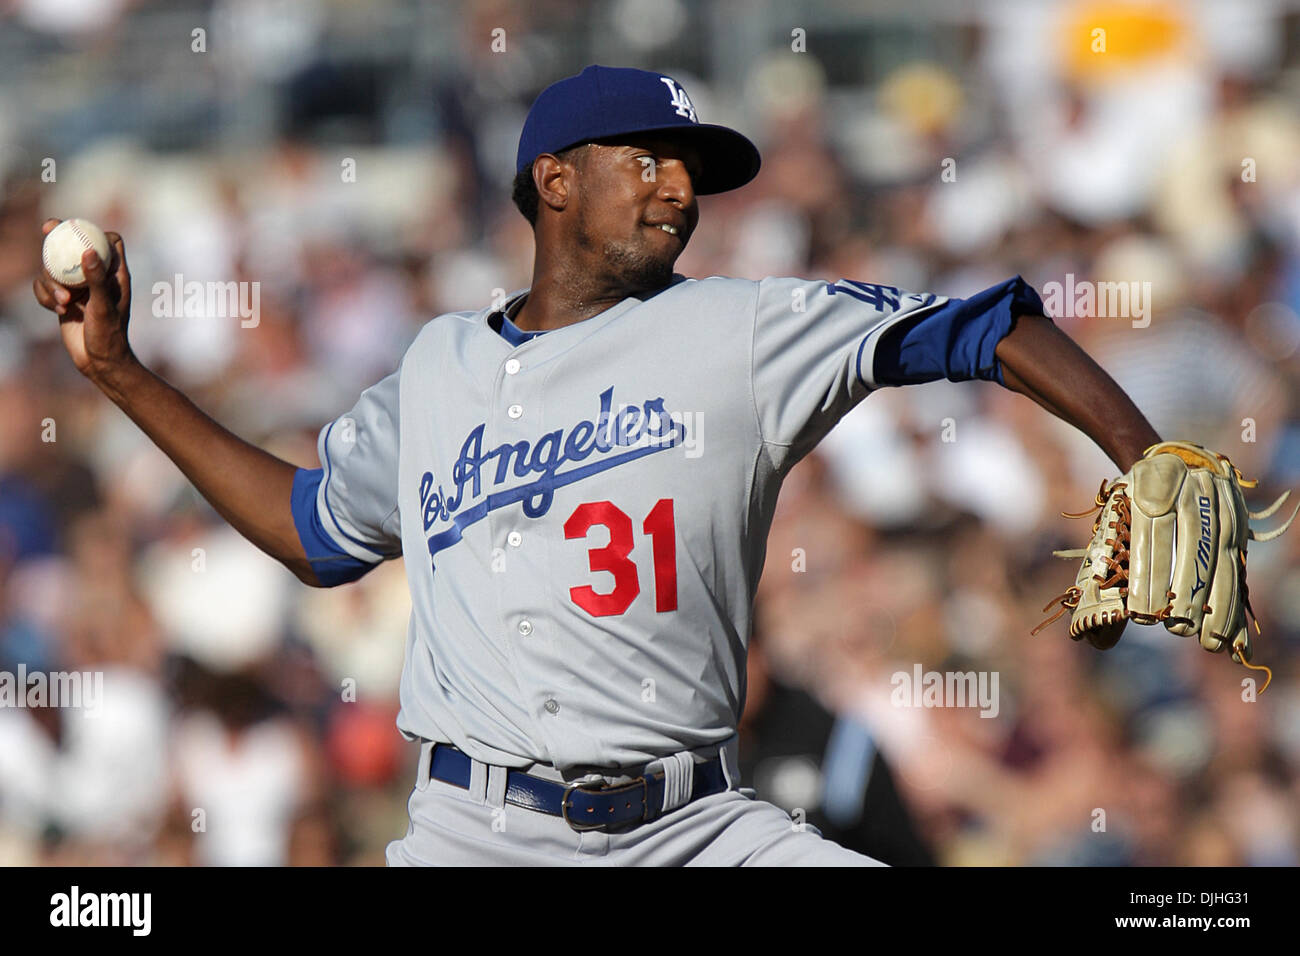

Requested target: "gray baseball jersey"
[{"left": 291, "top": 273, "right": 1042, "bottom": 774}]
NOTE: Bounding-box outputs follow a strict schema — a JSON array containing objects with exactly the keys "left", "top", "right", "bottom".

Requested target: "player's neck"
[
  {"left": 514, "top": 262, "right": 666, "bottom": 333},
  {"left": 511, "top": 284, "right": 625, "bottom": 333}
]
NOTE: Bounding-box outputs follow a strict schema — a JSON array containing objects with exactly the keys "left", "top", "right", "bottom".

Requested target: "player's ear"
[{"left": 533, "top": 153, "right": 574, "bottom": 214}]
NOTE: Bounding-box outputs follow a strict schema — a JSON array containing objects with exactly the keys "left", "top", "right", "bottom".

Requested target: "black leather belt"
[{"left": 428, "top": 743, "right": 730, "bottom": 832}]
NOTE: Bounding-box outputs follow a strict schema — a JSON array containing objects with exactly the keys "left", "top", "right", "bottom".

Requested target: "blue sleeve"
[
  {"left": 870, "top": 275, "right": 1044, "bottom": 387},
  {"left": 291, "top": 467, "right": 382, "bottom": 586}
]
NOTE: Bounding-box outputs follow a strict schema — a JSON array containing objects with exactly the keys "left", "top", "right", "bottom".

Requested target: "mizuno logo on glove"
[{"left": 1190, "top": 495, "right": 1212, "bottom": 600}]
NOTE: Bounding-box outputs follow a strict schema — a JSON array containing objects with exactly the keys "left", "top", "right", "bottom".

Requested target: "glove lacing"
[
  {"left": 1030, "top": 587, "right": 1081, "bottom": 636},
  {"left": 1221, "top": 458, "right": 1273, "bottom": 692},
  {"left": 1234, "top": 550, "right": 1273, "bottom": 692},
  {"left": 1031, "top": 479, "right": 1136, "bottom": 636}
]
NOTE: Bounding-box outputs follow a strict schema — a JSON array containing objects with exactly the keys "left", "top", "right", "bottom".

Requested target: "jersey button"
[
  {"left": 507, "top": 531, "right": 522, "bottom": 548},
  {"left": 505, "top": 359, "right": 521, "bottom": 375},
  {"left": 507, "top": 404, "right": 523, "bottom": 419},
  {"left": 518, "top": 620, "right": 533, "bottom": 636},
  {"left": 544, "top": 699, "right": 559, "bottom": 715}
]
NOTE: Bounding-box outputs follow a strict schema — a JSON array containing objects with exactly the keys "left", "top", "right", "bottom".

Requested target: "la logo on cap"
[{"left": 659, "top": 77, "right": 697, "bottom": 122}]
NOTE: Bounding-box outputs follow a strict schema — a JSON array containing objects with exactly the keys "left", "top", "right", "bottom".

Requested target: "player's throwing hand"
[{"left": 32, "top": 218, "right": 134, "bottom": 384}]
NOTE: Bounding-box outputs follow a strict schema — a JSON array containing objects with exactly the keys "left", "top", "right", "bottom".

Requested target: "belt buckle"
[{"left": 561, "top": 777, "right": 647, "bottom": 833}]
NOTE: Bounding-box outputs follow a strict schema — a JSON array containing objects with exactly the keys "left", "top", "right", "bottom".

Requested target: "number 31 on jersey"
[{"left": 564, "top": 499, "right": 677, "bottom": 617}]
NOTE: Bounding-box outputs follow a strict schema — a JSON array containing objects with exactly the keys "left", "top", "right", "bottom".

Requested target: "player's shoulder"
[
  {"left": 382, "top": 308, "right": 483, "bottom": 386},
  {"left": 414, "top": 306, "right": 484, "bottom": 333},
  {"left": 671, "top": 274, "right": 831, "bottom": 299},
  {"left": 656, "top": 274, "right": 763, "bottom": 313},
  {"left": 405, "top": 305, "right": 487, "bottom": 350},
  {"left": 652, "top": 275, "right": 843, "bottom": 329},
  {"left": 668, "top": 274, "right": 760, "bottom": 296}
]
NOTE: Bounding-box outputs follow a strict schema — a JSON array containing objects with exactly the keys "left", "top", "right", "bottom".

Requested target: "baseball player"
[{"left": 35, "top": 64, "right": 1175, "bottom": 866}]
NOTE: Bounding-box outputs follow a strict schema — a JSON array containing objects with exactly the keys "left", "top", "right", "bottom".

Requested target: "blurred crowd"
[{"left": 2, "top": 0, "right": 1300, "bottom": 866}]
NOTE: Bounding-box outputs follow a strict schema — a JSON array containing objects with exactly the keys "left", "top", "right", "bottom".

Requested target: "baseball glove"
[{"left": 1032, "top": 441, "right": 1298, "bottom": 689}]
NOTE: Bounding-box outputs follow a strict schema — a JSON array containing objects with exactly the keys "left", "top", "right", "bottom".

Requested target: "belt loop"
[
  {"left": 659, "top": 751, "right": 696, "bottom": 814},
  {"left": 717, "top": 734, "right": 740, "bottom": 790},
  {"left": 468, "top": 754, "right": 489, "bottom": 805},
  {"left": 417, "top": 739, "right": 435, "bottom": 791},
  {"left": 485, "top": 765, "right": 508, "bottom": 809}
]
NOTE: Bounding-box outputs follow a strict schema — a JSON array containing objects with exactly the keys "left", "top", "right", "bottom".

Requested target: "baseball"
[{"left": 42, "top": 218, "right": 111, "bottom": 288}]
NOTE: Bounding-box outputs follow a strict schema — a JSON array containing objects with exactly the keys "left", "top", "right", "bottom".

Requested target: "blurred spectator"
[{"left": 739, "top": 629, "right": 935, "bottom": 865}]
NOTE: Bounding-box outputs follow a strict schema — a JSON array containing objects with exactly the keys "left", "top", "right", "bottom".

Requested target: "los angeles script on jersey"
[{"left": 418, "top": 387, "right": 688, "bottom": 565}]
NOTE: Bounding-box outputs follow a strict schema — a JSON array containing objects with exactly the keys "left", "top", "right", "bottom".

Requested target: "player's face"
[{"left": 569, "top": 136, "right": 701, "bottom": 293}]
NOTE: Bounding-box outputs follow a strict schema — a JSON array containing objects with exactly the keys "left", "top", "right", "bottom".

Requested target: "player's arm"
[
  {"left": 864, "top": 275, "right": 1159, "bottom": 471},
  {"left": 32, "top": 220, "right": 322, "bottom": 586},
  {"left": 993, "top": 309, "right": 1160, "bottom": 472}
]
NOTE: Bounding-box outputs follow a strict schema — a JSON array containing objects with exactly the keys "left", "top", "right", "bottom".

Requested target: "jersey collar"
[
  {"left": 486, "top": 276, "right": 690, "bottom": 347},
  {"left": 488, "top": 291, "right": 542, "bottom": 347}
]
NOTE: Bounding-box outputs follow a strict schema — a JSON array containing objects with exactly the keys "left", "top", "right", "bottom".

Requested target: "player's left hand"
[{"left": 1033, "top": 441, "right": 1298, "bottom": 686}]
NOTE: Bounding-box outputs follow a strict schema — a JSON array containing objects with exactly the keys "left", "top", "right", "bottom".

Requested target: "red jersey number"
[{"left": 565, "top": 498, "right": 677, "bottom": 617}]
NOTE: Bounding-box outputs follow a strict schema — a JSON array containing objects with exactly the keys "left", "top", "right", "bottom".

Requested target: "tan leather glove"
[{"left": 1034, "top": 442, "right": 1298, "bottom": 679}]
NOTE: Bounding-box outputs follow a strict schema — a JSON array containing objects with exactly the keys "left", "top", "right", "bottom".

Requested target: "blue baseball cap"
[{"left": 515, "top": 65, "right": 761, "bottom": 195}]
